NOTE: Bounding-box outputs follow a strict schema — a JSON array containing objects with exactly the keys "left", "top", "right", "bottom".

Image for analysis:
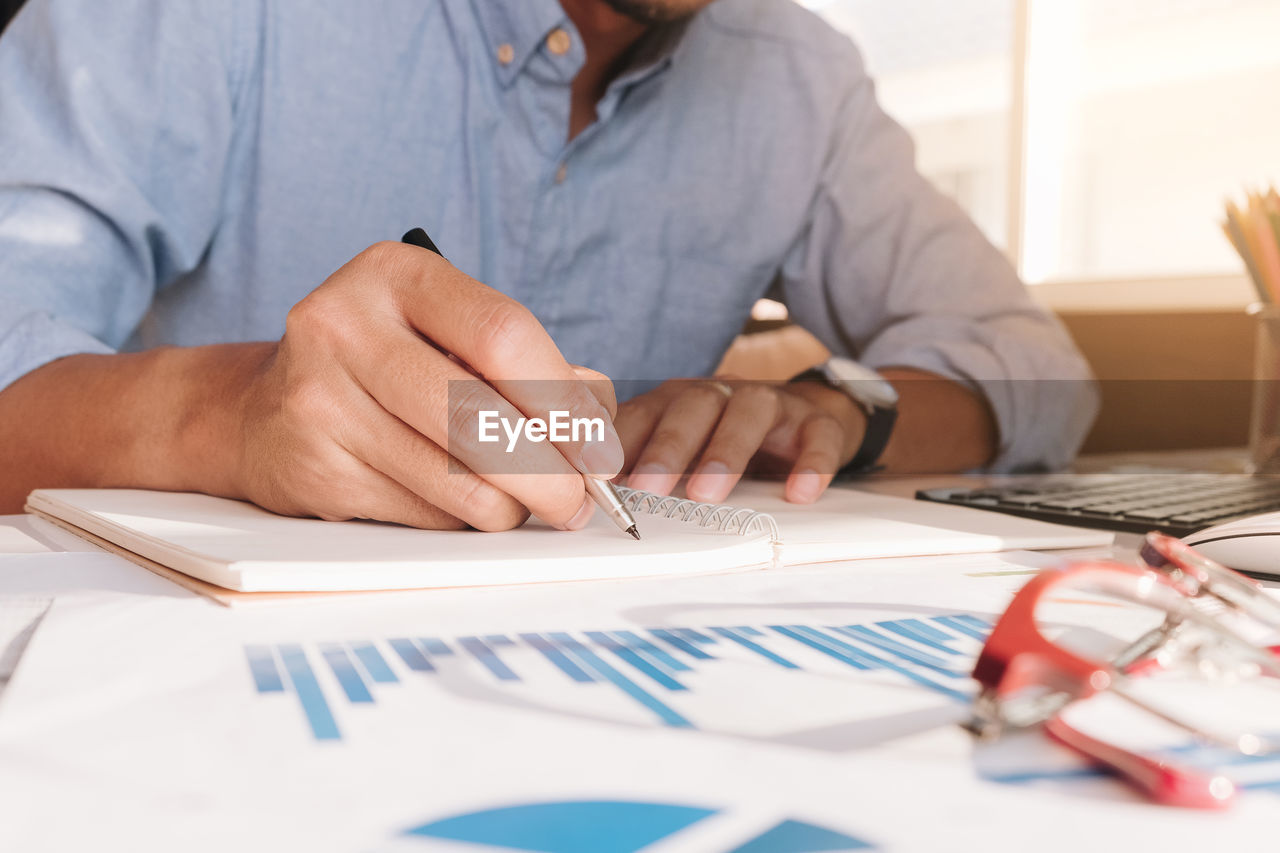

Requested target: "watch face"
[{"left": 822, "top": 357, "right": 899, "bottom": 408}]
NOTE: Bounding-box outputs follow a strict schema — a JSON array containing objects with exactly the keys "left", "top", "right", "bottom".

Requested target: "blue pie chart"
[{"left": 405, "top": 800, "right": 875, "bottom": 852}]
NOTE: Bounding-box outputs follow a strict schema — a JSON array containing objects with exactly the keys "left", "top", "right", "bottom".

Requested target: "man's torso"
[{"left": 132, "top": 0, "right": 857, "bottom": 384}]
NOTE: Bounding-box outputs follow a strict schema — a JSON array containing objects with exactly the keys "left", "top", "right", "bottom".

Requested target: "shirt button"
[
  {"left": 555, "top": 163, "right": 568, "bottom": 184},
  {"left": 546, "top": 28, "right": 571, "bottom": 56},
  {"left": 496, "top": 43, "right": 514, "bottom": 65}
]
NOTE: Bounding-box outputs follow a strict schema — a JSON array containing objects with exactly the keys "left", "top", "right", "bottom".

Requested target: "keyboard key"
[{"left": 1126, "top": 508, "right": 1177, "bottom": 521}]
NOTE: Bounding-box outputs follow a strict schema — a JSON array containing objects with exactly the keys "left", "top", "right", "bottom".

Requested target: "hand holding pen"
[
  {"left": 221, "top": 235, "right": 634, "bottom": 535},
  {"left": 402, "top": 228, "right": 639, "bottom": 539}
]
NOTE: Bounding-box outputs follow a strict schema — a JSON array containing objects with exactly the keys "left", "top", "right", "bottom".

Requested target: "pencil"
[
  {"left": 1224, "top": 200, "right": 1269, "bottom": 301},
  {"left": 1252, "top": 192, "right": 1280, "bottom": 302}
]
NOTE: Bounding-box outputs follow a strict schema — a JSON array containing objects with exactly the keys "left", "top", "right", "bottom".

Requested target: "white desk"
[{"left": 0, "top": 469, "right": 1274, "bottom": 853}]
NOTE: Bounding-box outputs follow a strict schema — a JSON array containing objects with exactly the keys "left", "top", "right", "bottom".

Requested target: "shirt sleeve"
[
  {"left": 776, "top": 46, "right": 1098, "bottom": 473},
  {"left": 0, "top": 0, "right": 241, "bottom": 392}
]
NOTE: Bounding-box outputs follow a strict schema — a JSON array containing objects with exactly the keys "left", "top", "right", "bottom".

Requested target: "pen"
[{"left": 401, "top": 228, "right": 641, "bottom": 540}]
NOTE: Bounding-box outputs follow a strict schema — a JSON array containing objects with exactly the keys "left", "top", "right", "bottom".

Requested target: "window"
[
  {"left": 808, "top": 0, "right": 1015, "bottom": 252},
  {"left": 799, "top": 0, "right": 1280, "bottom": 290}
]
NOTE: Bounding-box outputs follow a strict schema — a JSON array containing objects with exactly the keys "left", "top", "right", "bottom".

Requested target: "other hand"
[{"left": 615, "top": 376, "right": 866, "bottom": 505}]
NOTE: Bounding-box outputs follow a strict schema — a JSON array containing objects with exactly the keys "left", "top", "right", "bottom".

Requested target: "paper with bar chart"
[
  {"left": 242, "top": 613, "right": 989, "bottom": 743},
  {"left": 4, "top": 563, "right": 1280, "bottom": 852}
]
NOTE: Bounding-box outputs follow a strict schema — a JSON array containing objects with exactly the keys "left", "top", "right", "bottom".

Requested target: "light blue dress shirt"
[{"left": 0, "top": 0, "right": 1097, "bottom": 470}]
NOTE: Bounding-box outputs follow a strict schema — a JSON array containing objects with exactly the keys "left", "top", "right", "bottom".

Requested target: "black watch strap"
[
  {"left": 790, "top": 367, "right": 897, "bottom": 478},
  {"left": 791, "top": 367, "right": 825, "bottom": 384},
  {"left": 841, "top": 405, "right": 897, "bottom": 477}
]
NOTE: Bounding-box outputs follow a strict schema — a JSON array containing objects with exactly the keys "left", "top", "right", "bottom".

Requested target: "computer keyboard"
[{"left": 916, "top": 474, "right": 1280, "bottom": 538}]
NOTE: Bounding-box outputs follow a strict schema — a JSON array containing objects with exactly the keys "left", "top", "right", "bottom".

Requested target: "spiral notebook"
[{"left": 25, "top": 485, "right": 1110, "bottom": 604}]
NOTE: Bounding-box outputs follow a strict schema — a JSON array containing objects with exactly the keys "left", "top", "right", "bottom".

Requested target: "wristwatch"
[{"left": 789, "top": 357, "right": 899, "bottom": 476}]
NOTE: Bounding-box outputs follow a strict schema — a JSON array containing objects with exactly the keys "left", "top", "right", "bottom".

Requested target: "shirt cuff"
[
  {"left": 0, "top": 310, "right": 114, "bottom": 393},
  {"left": 859, "top": 337, "right": 1099, "bottom": 473}
]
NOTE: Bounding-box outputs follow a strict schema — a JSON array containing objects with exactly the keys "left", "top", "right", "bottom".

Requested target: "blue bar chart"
[{"left": 245, "top": 614, "right": 990, "bottom": 742}]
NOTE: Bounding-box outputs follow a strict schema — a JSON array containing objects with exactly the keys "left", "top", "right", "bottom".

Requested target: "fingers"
[
  {"left": 627, "top": 381, "right": 731, "bottom": 495},
  {"left": 685, "top": 384, "right": 782, "bottom": 504},
  {"left": 784, "top": 412, "right": 844, "bottom": 504},
  {"left": 346, "top": 325, "right": 588, "bottom": 527},
  {"left": 336, "top": 387, "right": 534, "bottom": 532},
  {"left": 382, "top": 244, "right": 623, "bottom": 478},
  {"left": 619, "top": 380, "right": 845, "bottom": 505},
  {"left": 614, "top": 377, "right": 850, "bottom": 506},
  {"left": 259, "top": 342, "right": 538, "bottom": 531},
  {"left": 336, "top": 464, "right": 471, "bottom": 530},
  {"left": 256, "top": 439, "right": 470, "bottom": 530}
]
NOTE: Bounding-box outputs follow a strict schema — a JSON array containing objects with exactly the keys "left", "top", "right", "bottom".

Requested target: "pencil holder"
[{"left": 1248, "top": 303, "right": 1280, "bottom": 475}]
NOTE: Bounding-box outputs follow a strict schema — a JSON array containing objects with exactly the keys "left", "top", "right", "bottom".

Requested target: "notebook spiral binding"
[{"left": 614, "top": 487, "right": 780, "bottom": 542}]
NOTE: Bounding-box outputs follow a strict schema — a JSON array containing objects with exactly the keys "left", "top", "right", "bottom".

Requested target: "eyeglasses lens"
[{"left": 1029, "top": 566, "right": 1280, "bottom": 769}]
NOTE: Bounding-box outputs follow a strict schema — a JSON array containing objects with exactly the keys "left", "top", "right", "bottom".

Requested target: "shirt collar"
[
  {"left": 470, "top": 0, "right": 571, "bottom": 86},
  {"left": 470, "top": 0, "right": 693, "bottom": 89}
]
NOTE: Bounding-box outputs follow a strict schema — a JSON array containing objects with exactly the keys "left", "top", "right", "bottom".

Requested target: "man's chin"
[{"left": 599, "top": 0, "right": 707, "bottom": 25}]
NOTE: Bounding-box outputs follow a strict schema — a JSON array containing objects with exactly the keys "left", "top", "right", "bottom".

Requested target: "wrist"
[{"left": 165, "top": 342, "right": 275, "bottom": 499}]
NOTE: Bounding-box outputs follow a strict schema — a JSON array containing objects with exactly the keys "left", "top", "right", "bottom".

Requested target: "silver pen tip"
[{"left": 626, "top": 525, "right": 641, "bottom": 541}]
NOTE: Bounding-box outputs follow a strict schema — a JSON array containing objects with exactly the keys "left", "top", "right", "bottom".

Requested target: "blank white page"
[{"left": 25, "top": 490, "right": 775, "bottom": 593}]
